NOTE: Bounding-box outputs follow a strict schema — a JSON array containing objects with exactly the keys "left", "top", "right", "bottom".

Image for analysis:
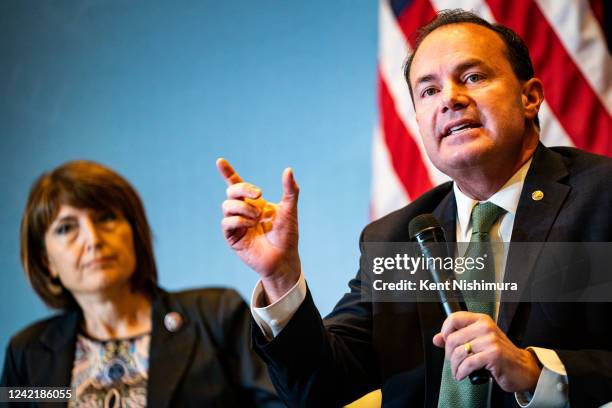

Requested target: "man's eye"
[
  {"left": 465, "top": 73, "right": 483, "bottom": 83},
  {"left": 421, "top": 88, "right": 438, "bottom": 98}
]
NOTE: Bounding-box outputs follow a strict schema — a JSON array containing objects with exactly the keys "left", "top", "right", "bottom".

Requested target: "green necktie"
[{"left": 437, "top": 202, "right": 506, "bottom": 408}]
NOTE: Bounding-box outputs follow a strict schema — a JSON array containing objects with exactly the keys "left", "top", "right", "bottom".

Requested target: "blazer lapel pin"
[{"left": 164, "top": 312, "right": 183, "bottom": 333}]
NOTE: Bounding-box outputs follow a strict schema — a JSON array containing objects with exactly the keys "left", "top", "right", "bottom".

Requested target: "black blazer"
[
  {"left": 2, "top": 287, "right": 285, "bottom": 408},
  {"left": 253, "top": 144, "right": 612, "bottom": 407}
]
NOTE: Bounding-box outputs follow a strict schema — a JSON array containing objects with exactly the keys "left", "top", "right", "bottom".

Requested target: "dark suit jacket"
[
  {"left": 253, "top": 144, "right": 612, "bottom": 408},
  {"left": 2, "top": 287, "right": 285, "bottom": 408}
]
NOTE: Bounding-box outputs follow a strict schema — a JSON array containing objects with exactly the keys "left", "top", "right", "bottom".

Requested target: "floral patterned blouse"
[{"left": 69, "top": 332, "right": 150, "bottom": 408}]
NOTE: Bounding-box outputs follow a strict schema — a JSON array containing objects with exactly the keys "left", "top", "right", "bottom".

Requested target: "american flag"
[{"left": 372, "top": 0, "right": 611, "bottom": 220}]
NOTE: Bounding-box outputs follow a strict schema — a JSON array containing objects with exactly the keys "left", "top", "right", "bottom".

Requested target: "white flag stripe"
[
  {"left": 538, "top": 100, "right": 576, "bottom": 148},
  {"left": 371, "top": 126, "right": 410, "bottom": 219},
  {"left": 535, "top": 0, "right": 612, "bottom": 113}
]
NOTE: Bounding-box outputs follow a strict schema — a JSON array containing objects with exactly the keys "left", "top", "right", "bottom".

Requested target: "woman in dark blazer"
[{"left": 1, "top": 160, "right": 283, "bottom": 407}]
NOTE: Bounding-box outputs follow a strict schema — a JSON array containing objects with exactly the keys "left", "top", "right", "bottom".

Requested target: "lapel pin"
[
  {"left": 164, "top": 312, "right": 183, "bottom": 333},
  {"left": 531, "top": 190, "right": 544, "bottom": 201}
]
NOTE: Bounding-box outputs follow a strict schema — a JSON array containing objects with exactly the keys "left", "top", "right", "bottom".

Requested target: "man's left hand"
[{"left": 433, "top": 311, "right": 541, "bottom": 393}]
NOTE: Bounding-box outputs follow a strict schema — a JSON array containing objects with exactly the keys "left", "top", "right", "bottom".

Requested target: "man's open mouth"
[{"left": 443, "top": 121, "right": 482, "bottom": 137}]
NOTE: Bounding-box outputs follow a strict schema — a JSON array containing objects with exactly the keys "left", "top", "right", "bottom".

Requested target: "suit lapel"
[
  {"left": 147, "top": 290, "right": 197, "bottom": 408},
  {"left": 419, "top": 189, "right": 456, "bottom": 408},
  {"left": 434, "top": 191, "right": 457, "bottom": 244},
  {"left": 36, "top": 310, "right": 80, "bottom": 387},
  {"left": 498, "top": 144, "right": 570, "bottom": 333}
]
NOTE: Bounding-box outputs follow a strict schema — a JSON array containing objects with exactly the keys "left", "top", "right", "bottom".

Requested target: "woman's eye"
[{"left": 55, "top": 223, "right": 75, "bottom": 235}]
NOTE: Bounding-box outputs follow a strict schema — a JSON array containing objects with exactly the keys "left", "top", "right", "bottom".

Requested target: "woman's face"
[{"left": 44, "top": 204, "right": 137, "bottom": 298}]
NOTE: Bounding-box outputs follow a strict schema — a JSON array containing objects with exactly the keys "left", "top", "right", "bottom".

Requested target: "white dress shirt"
[{"left": 251, "top": 158, "right": 571, "bottom": 407}]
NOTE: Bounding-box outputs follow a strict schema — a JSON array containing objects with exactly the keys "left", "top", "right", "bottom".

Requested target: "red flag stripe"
[
  {"left": 486, "top": 0, "right": 612, "bottom": 156},
  {"left": 395, "top": 0, "right": 437, "bottom": 47},
  {"left": 379, "top": 69, "right": 433, "bottom": 199}
]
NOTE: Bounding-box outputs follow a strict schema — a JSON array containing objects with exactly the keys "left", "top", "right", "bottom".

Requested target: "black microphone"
[{"left": 409, "top": 213, "right": 490, "bottom": 385}]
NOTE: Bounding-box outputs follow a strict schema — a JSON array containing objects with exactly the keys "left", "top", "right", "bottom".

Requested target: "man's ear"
[{"left": 522, "top": 77, "right": 544, "bottom": 122}]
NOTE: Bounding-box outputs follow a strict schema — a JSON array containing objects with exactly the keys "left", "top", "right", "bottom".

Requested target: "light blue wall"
[{"left": 0, "top": 1, "right": 378, "bottom": 363}]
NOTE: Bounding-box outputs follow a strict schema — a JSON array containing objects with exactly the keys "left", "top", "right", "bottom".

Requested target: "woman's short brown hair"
[{"left": 21, "top": 160, "right": 158, "bottom": 309}]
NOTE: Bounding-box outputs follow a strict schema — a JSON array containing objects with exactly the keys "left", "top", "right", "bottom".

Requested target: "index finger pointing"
[{"left": 216, "top": 158, "right": 244, "bottom": 186}]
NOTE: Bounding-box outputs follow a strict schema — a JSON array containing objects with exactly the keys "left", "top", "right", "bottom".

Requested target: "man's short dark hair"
[{"left": 404, "top": 9, "right": 539, "bottom": 127}]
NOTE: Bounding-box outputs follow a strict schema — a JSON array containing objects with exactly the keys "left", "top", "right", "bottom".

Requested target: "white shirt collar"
[{"left": 453, "top": 158, "right": 533, "bottom": 235}]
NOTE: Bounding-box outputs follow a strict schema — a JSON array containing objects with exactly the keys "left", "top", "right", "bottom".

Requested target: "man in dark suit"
[{"left": 218, "top": 9, "right": 612, "bottom": 407}]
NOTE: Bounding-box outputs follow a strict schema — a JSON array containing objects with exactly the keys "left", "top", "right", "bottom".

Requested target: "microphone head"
[{"left": 409, "top": 213, "right": 441, "bottom": 239}]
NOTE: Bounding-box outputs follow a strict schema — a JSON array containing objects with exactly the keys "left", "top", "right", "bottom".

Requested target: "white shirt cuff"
[
  {"left": 515, "top": 347, "right": 569, "bottom": 407},
  {"left": 250, "top": 273, "right": 307, "bottom": 339}
]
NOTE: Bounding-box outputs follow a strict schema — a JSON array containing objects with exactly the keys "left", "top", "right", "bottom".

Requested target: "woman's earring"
[{"left": 48, "top": 275, "right": 63, "bottom": 295}]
